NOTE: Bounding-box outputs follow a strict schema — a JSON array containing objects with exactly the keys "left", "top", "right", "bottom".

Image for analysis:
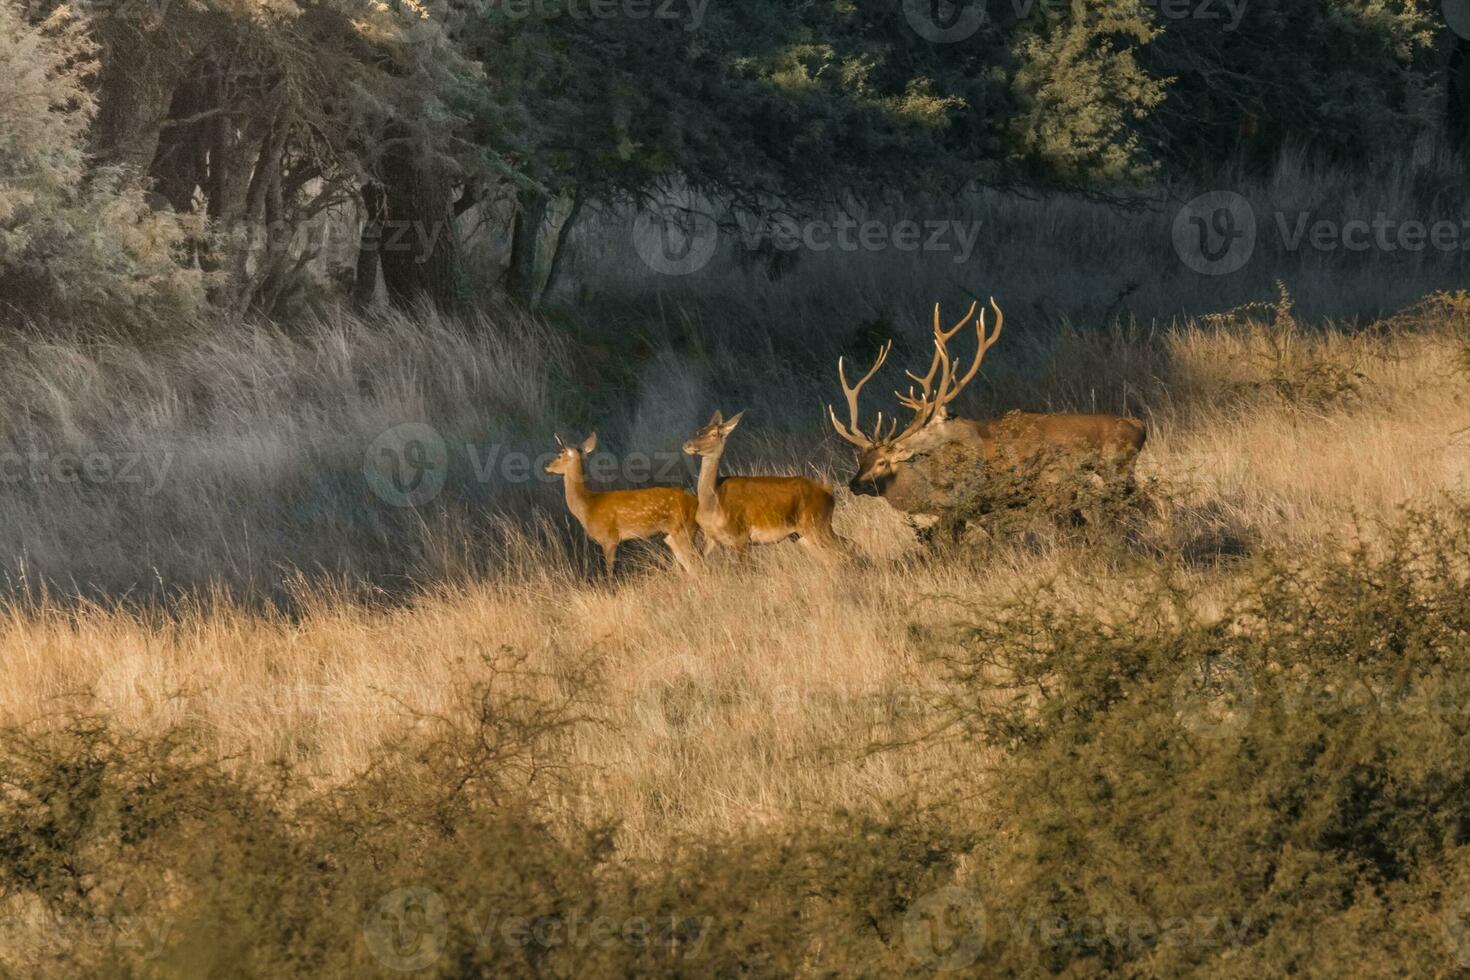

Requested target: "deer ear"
[
  {"left": 706, "top": 410, "right": 723, "bottom": 426},
  {"left": 580, "top": 432, "right": 597, "bottom": 454},
  {"left": 723, "top": 409, "right": 745, "bottom": 431}
]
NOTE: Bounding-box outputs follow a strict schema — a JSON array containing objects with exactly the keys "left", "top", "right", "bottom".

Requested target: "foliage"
[
  {"left": 0, "top": 650, "right": 970, "bottom": 977},
  {"left": 919, "top": 502, "right": 1470, "bottom": 974},
  {"left": 0, "top": 3, "right": 205, "bottom": 312},
  {"left": 1142, "top": 0, "right": 1442, "bottom": 167},
  {"left": 3, "top": 506, "right": 1470, "bottom": 974}
]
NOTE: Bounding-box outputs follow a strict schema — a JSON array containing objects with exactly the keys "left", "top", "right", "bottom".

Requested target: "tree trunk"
[
  {"left": 506, "top": 188, "right": 580, "bottom": 307},
  {"left": 352, "top": 184, "right": 386, "bottom": 310},
  {"left": 505, "top": 190, "right": 549, "bottom": 305},
  {"left": 539, "top": 190, "right": 583, "bottom": 305},
  {"left": 1449, "top": 39, "right": 1470, "bottom": 152},
  {"left": 148, "top": 72, "right": 210, "bottom": 212},
  {"left": 92, "top": 27, "right": 192, "bottom": 174},
  {"left": 380, "top": 144, "right": 466, "bottom": 313}
]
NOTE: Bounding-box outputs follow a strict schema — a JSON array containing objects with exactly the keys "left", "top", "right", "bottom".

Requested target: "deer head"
[
  {"left": 681, "top": 410, "right": 745, "bottom": 458},
  {"left": 829, "top": 298, "right": 1002, "bottom": 496},
  {"left": 544, "top": 432, "right": 598, "bottom": 475}
]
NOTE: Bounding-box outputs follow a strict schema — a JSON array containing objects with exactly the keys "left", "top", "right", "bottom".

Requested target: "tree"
[
  {"left": 1138, "top": 0, "right": 1439, "bottom": 170},
  {"left": 0, "top": 2, "right": 203, "bottom": 312},
  {"left": 489, "top": 0, "right": 1168, "bottom": 305}
]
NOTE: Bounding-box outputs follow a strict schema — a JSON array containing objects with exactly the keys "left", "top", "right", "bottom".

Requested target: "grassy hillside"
[
  {"left": 2, "top": 165, "right": 1470, "bottom": 972},
  {"left": 0, "top": 264, "right": 1467, "bottom": 973}
]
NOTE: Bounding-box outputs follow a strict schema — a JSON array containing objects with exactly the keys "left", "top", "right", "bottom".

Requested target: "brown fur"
[
  {"left": 832, "top": 298, "right": 1147, "bottom": 517},
  {"left": 545, "top": 433, "right": 700, "bottom": 577},
  {"left": 682, "top": 411, "right": 845, "bottom": 561},
  {"left": 850, "top": 411, "right": 1148, "bottom": 515}
]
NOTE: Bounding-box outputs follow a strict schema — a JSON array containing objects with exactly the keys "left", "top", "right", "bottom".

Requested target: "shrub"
[
  {"left": 5, "top": 507, "right": 1469, "bottom": 976},
  {"left": 0, "top": 657, "right": 973, "bottom": 977},
  {"left": 0, "top": 4, "right": 204, "bottom": 313},
  {"left": 920, "top": 502, "right": 1470, "bottom": 974}
]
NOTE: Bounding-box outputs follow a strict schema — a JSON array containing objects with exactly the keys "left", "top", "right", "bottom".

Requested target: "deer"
[
  {"left": 544, "top": 433, "right": 701, "bottom": 577},
  {"left": 680, "top": 410, "right": 846, "bottom": 562},
  {"left": 828, "top": 298, "right": 1147, "bottom": 526}
]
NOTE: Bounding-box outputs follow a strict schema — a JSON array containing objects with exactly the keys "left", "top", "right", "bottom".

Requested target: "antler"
[
  {"left": 828, "top": 341, "right": 891, "bottom": 449},
  {"left": 896, "top": 297, "right": 1003, "bottom": 422},
  {"left": 895, "top": 300, "right": 978, "bottom": 417},
  {"left": 829, "top": 339, "right": 941, "bottom": 450}
]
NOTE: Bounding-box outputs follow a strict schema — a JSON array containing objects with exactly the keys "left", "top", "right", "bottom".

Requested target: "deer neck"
[
  {"left": 560, "top": 456, "right": 595, "bottom": 524},
  {"left": 695, "top": 445, "right": 724, "bottom": 517}
]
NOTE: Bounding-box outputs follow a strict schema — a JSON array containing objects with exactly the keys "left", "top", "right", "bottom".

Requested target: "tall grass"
[
  {"left": 1, "top": 156, "right": 1469, "bottom": 973},
  {"left": 561, "top": 144, "right": 1470, "bottom": 332}
]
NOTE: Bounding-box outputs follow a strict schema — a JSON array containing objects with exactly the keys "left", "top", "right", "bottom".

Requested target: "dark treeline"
[{"left": 1, "top": 0, "right": 1466, "bottom": 318}]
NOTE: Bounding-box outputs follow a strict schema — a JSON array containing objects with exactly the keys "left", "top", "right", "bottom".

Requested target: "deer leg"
[
  {"left": 601, "top": 541, "right": 618, "bottom": 579},
  {"left": 665, "top": 530, "right": 701, "bottom": 575},
  {"left": 799, "top": 531, "right": 848, "bottom": 567}
]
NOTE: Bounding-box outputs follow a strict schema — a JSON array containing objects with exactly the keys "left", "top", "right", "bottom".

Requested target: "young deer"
[
  {"left": 680, "top": 411, "right": 845, "bottom": 561},
  {"left": 544, "top": 433, "right": 700, "bottom": 577}
]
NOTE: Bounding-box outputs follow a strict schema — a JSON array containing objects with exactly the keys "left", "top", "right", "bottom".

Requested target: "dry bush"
[
  {"left": 3, "top": 505, "right": 1470, "bottom": 976},
  {"left": 919, "top": 503, "right": 1470, "bottom": 976}
]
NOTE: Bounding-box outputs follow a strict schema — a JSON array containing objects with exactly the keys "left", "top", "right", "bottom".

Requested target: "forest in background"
[
  {"left": 5, "top": 0, "right": 1470, "bottom": 321},
  {"left": 4, "top": 3, "right": 1470, "bottom": 977}
]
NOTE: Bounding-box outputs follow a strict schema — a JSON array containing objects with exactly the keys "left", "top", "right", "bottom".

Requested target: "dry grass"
[{"left": 0, "top": 292, "right": 1463, "bottom": 860}]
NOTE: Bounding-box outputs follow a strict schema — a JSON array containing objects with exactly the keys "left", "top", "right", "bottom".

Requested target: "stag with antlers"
[{"left": 829, "top": 298, "right": 1147, "bottom": 526}]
